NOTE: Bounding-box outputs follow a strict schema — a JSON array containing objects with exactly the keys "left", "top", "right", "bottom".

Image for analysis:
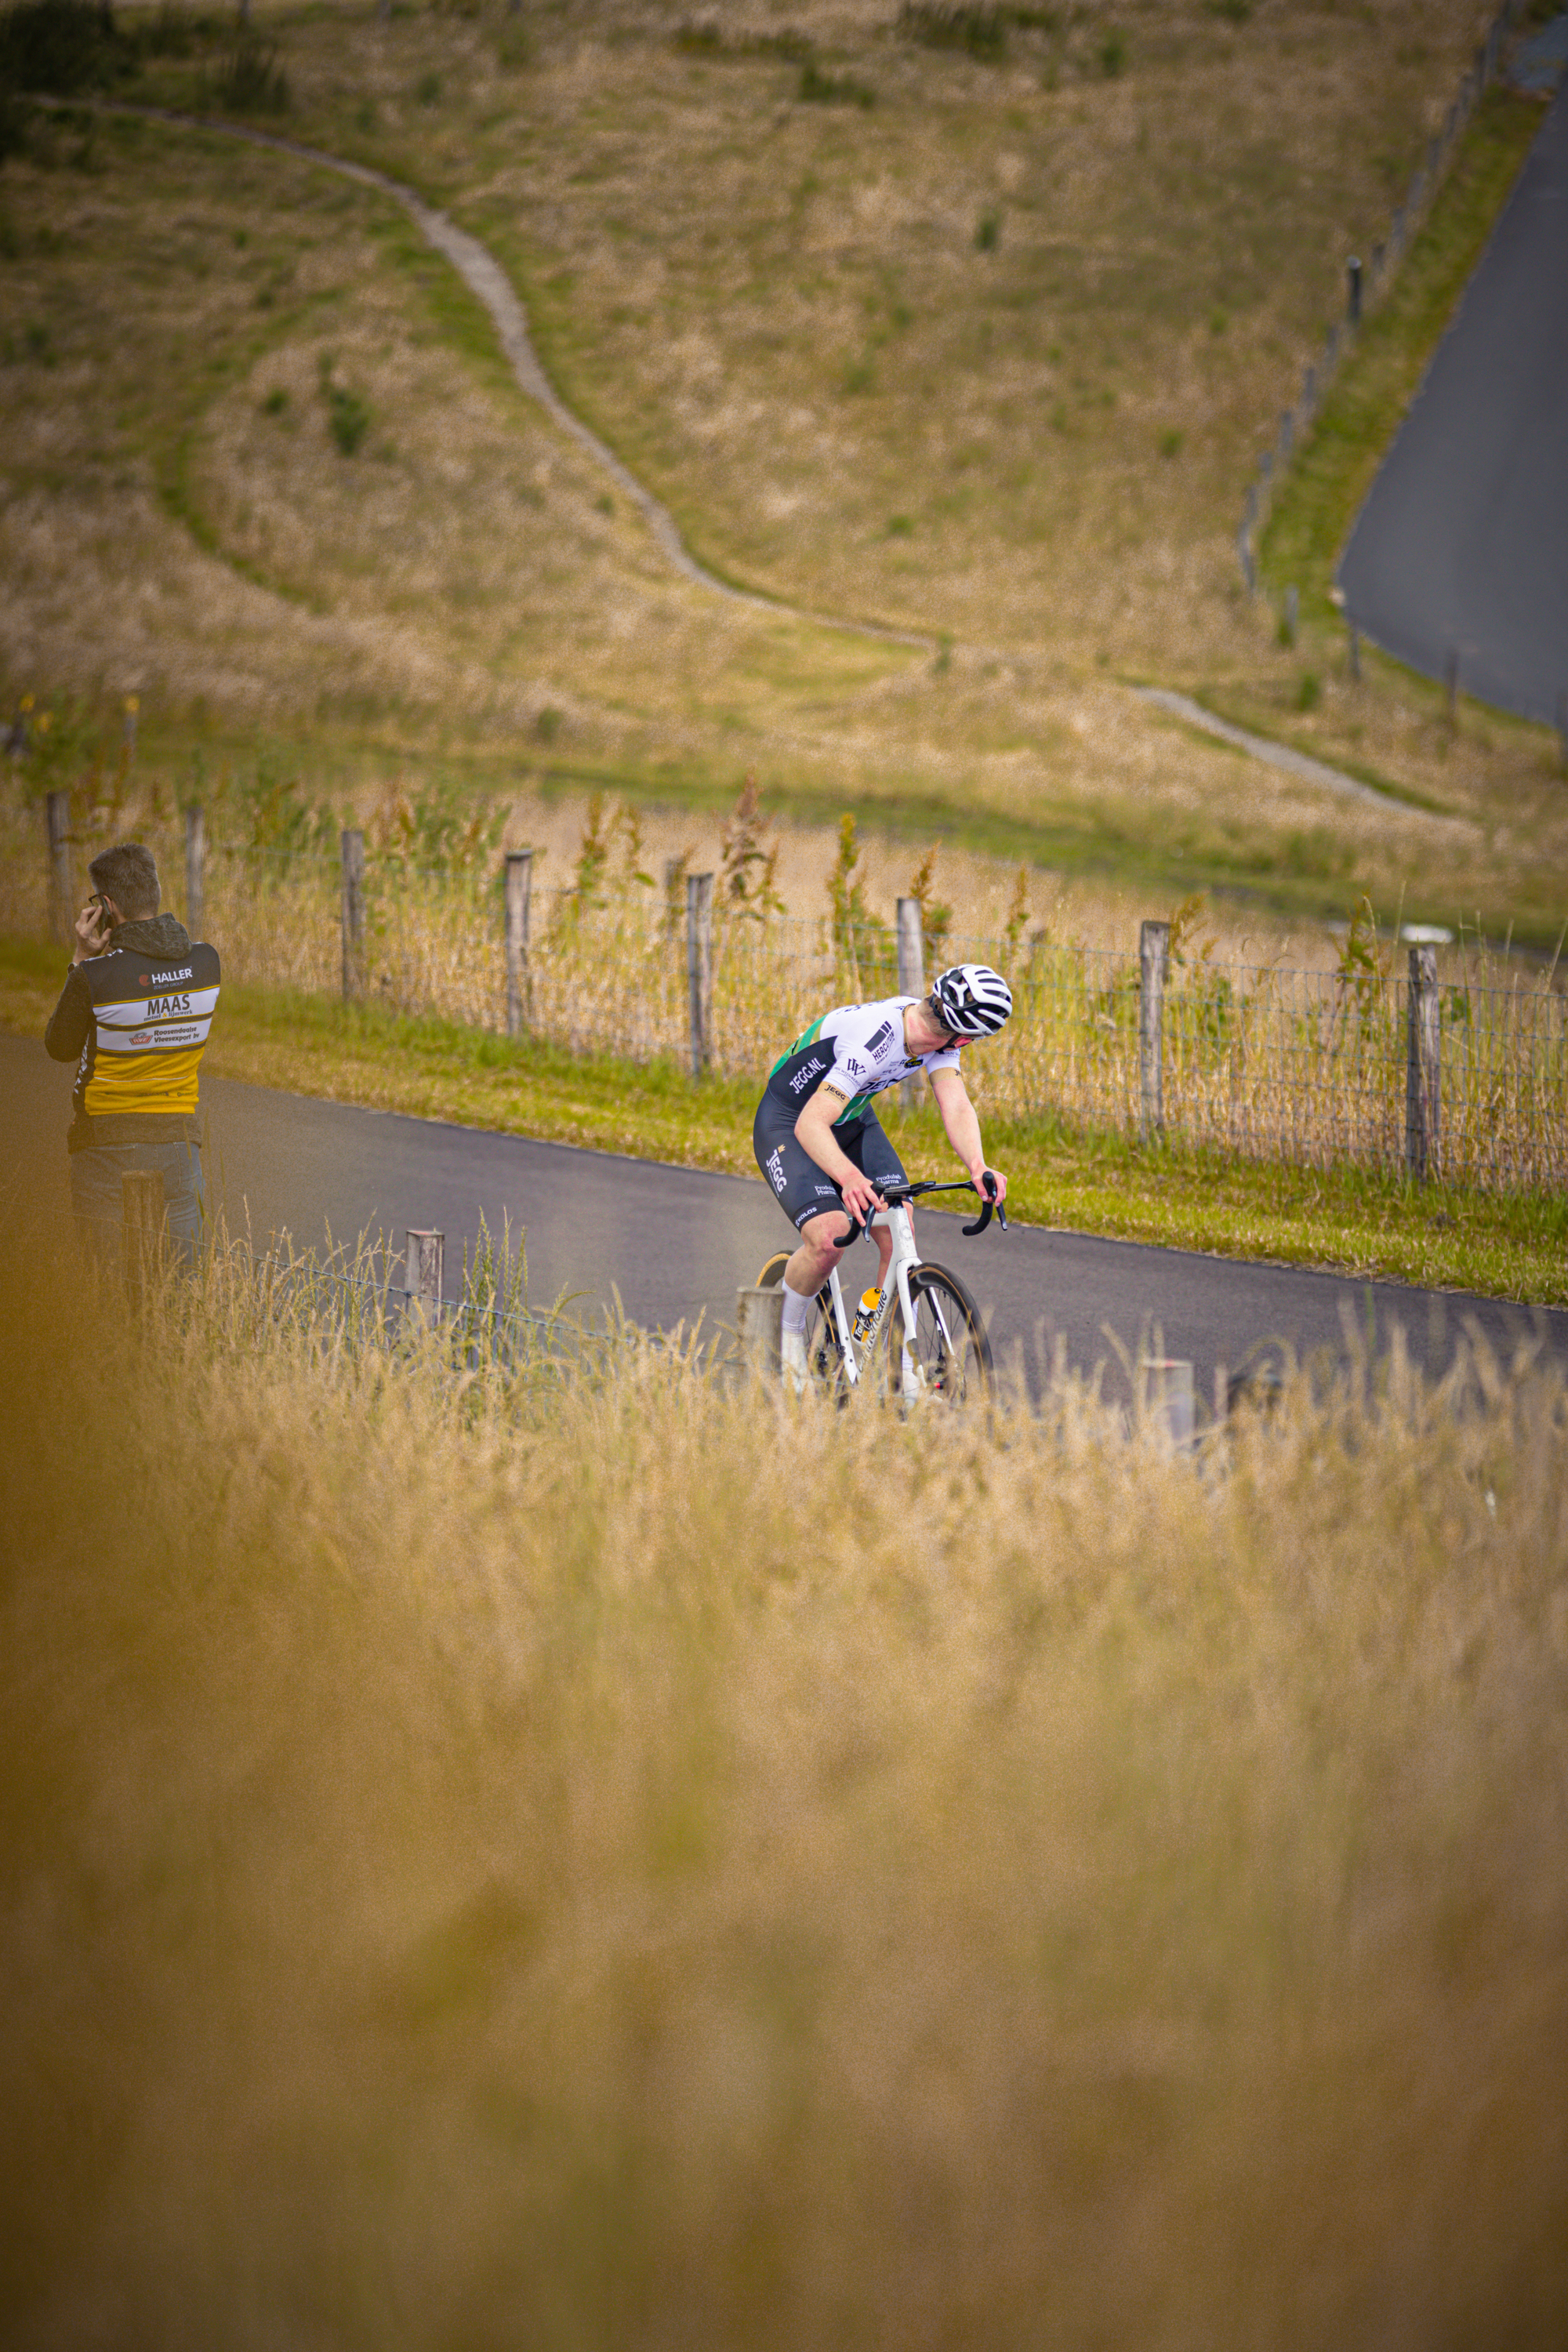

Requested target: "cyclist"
[{"left": 753, "top": 963, "right": 1013, "bottom": 1385}]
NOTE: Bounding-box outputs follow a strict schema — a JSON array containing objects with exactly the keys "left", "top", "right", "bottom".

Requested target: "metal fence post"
[
  {"left": 340, "top": 827, "right": 365, "bottom": 1001},
  {"left": 405, "top": 1229, "right": 444, "bottom": 1325},
  {"left": 1139, "top": 919, "right": 1169, "bottom": 1144},
  {"left": 687, "top": 870, "right": 713, "bottom": 1076},
  {"left": 1347, "top": 256, "right": 1363, "bottom": 326},
  {"left": 122, "top": 1168, "right": 165, "bottom": 1313},
  {"left": 504, "top": 848, "right": 533, "bottom": 1037},
  {"left": 46, "top": 790, "right": 71, "bottom": 946},
  {"left": 896, "top": 895, "right": 927, "bottom": 1109},
  {"left": 184, "top": 801, "right": 205, "bottom": 939},
  {"left": 1405, "top": 947, "right": 1440, "bottom": 1181}
]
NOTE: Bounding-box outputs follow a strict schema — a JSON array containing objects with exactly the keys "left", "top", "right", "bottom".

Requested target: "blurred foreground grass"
[{"left": 2, "top": 1211, "right": 1566, "bottom": 2346}]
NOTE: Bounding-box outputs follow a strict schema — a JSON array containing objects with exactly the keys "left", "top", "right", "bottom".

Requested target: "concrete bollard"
[
  {"left": 405, "top": 1229, "right": 444, "bottom": 1326},
  {"left": 122, "top": 1168, "right": 166, "bottom": 1312},
  {"left": 1140, "top": 1356, "right": 1194, "bottom": 1448},
  {"left": 736, "top": 1285, "right": 784, "bottom": 1379}
]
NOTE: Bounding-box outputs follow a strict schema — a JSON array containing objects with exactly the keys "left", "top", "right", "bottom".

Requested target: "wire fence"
[{"left": 9, "top": 803, "right": 1567, "bottom": 1192}]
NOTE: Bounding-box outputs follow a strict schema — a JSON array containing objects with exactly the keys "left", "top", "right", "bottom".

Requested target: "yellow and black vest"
[{"left": 71, "top": 938, "right": 221, "bottom": 1138}]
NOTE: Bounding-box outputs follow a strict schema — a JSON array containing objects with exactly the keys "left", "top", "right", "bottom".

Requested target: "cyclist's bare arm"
[
  {"left": 930, "top": 1068, "right": 1007, "bottom": 1203},
  {"left": 793, "top": 1087, "right": 886, "bottom": 1224}
]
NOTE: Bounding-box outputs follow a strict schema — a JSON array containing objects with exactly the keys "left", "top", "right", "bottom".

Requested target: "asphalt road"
[
  {"left": 1338, "top": 84, "right": 1568, "bottom": 728},
  {"left": 9, "top": 1033, "right": 1563, "bottom": 1403}
]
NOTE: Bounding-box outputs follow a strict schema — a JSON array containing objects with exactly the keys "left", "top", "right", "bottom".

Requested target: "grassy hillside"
[{"left": 2, "top": 0, "right": 1563, "bottom": 940}]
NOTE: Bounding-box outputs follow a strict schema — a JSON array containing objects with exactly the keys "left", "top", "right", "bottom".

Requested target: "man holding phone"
[{"left": 44, "top": 841, "right": 221, "bottom": 1267}]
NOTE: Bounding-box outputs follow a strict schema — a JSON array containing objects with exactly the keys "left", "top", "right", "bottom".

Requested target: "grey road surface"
[
  {"left": 1338, "top": 85, "right": 1568, "bottom": 727},
  {"left": 9, "top": 1033, "right": 1563, "bottom": 1403}
]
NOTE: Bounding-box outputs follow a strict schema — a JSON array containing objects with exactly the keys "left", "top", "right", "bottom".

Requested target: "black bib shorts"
[{"left": 752, "top": 1095, "right": 909, "bottom": 1233}]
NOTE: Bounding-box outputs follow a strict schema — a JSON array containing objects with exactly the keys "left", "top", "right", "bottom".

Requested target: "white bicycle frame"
[{"left": 820, "top": 1202, "right": 962, "bottom": 1394}]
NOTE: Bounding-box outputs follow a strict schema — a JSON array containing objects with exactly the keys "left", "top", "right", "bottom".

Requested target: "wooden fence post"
[
  {"left": 1138, "top": 919, "right": 1169, "bottom": 1145},
  {"left": 46, "top": 790, "right": 71, "bottom": 946},
  {"left": 1405, "top": 947, "right": 1440, "bottom": 1182},
  {"left": 340, "top": 827, "right": 365, "bottom": 1002},
  {"left": 687, "top": 870, "right": 713, "bottom": 1076},
  {"left": 405, "top": 1229, "right": 444, "bottom": 1325},
  {"left": 504, "top": 848, "right": 533, "bottom": 1037},
  {"left": 735, "top": 1285, "right": 784, "bottom": 1379},
  {"left": 122, "top": 1168, "right": 166, "bottom": 1313},
  {"left": 896, "top": 895, "right": 927, "bottom": 1110},
  {"left": 184, "top": 801, "right": 205, "bottom": 939},
  {"left": 1347, "top": 256, "right": 1363, "bottom": 325}
]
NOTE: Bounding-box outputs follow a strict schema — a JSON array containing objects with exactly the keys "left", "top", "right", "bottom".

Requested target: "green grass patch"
[{"left": 5, "top": 936, "right": 1560, "bottom": 1303}]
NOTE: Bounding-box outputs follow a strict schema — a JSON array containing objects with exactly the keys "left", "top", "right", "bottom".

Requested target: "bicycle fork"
[{"left": 823, "top": 1203, "right": 925, "bottom": 1395}]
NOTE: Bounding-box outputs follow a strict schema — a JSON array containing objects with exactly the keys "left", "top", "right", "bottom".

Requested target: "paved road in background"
[
  {"left": 10, "top": 1034, "right": 1563, "bottom": 1402},
  {"left": 1338, "top": 84, "right": 1568, "bottom": 727}
]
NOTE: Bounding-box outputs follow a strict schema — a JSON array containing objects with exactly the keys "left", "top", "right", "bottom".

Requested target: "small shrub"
[
  {"left": 327, "top": 386, "right": 370, "bottom": 456},
  {"left": 317, "top": 355, "right": 370, "bottom": 456},
  {"left": 354, "top": 97, "right": 374, "bottom": 131},
  {"left": 415, "top": 68, "right": 440, "bottom": 105},
  {"left": 24, "top": 319, "right": 51, "bottom": 359},
  {"left": 136, "top": 2, "right": 195, "bottom": 61},
  {"left": 898, "top": 4, "right": 1007, "bottom": 63},
  {"left": 1297, "top": 670, "right": 1323, "bottom": 712},
  {"left": 841, "top": 353, "right": 875, "bottom": 394},
  {"left": 209, "top": 38, "right": 289, "bottom": 115},
  {"left": 798, "top": 61, "right": 873, "bottom": 107},
  {"left": 535, "top": 706, "right": 562, "bottom": 744},
  {"left": 1210, "top": 0, "right": 1253, "bottom": 22},
  {"left": 1158, "top": 427, "right": 1183, "bottom": 459},
  {"left": 975, "top": 208, "right": 1000, "bottom": 251},
  {"left": 887, "top": 514, "right": 913, "bottom": 537},
  {"left": 1098, "top": 27, "right": 1127, "bottom": 76},
  {"left": 0, "top": 0, "right": 121, "bottom": 97},
  {"left": 261, "top": 387, "right": 288, "bottom": 416},
  {"left": 672, "top": 20, "right": 723, "bottom": 55}
]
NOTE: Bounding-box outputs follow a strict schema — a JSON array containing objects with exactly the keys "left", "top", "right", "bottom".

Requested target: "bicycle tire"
[{"left": 887, "top": 1261, "right": 993, "bottom": 1406}]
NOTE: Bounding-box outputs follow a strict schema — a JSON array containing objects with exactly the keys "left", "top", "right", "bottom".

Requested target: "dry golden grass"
[
  {"left": 3, "top": 1213, "right": 1567, "bottom": 2345},
  {"left": 2, "top": 0, "right": 1564, "bottom": 940}
]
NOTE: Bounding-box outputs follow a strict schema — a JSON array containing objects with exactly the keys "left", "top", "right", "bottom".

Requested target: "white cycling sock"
[{"left": 780, "top": 1279, "right": 813, "bottom": 1338}]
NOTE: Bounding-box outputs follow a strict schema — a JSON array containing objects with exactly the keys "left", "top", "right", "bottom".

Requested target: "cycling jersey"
[
  {"left": 45, "top": 914, "right": 220, "bottom": 1150},
  {"left": 764, "top": 995, "right": 960, "bottom": 1128}
]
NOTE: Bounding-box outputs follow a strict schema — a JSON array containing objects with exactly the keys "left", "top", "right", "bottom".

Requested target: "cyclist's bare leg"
[{"left": 786, "top": 1210, "right": 894, "bottom": 1300}]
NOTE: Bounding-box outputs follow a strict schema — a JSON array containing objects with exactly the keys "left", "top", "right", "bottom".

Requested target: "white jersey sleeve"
[{"left": 819, "top": 996, "right": 961, "bottom": 1109}]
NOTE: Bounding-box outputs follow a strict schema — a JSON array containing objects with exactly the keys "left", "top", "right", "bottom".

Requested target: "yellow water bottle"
[{"left": 851, "top": 1285, "right": 881, "bottom": 1344}]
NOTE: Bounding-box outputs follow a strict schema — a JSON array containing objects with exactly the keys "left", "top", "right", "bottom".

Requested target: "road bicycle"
[{"left": 756, "top": 1177, "right": 1005, "bottom": 1404}]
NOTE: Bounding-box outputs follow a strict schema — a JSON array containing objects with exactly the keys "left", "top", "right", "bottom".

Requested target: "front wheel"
[{"left": 887, "top": 1263, "right": 992, "bottom": 1406}]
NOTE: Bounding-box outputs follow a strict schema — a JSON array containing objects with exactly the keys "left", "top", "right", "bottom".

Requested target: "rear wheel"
[{"left": 887, "top": 1263, "right": 992, "bottom": 1406}]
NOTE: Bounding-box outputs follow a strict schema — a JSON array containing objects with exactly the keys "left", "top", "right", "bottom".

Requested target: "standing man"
[{"left": 44, "top": 841, "right": 220, "bottom": 1267}]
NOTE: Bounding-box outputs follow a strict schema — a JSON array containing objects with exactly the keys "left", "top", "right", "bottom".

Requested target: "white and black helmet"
[{"left": 930, "top": 962, "right": 1013, "bottom": 1040}]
